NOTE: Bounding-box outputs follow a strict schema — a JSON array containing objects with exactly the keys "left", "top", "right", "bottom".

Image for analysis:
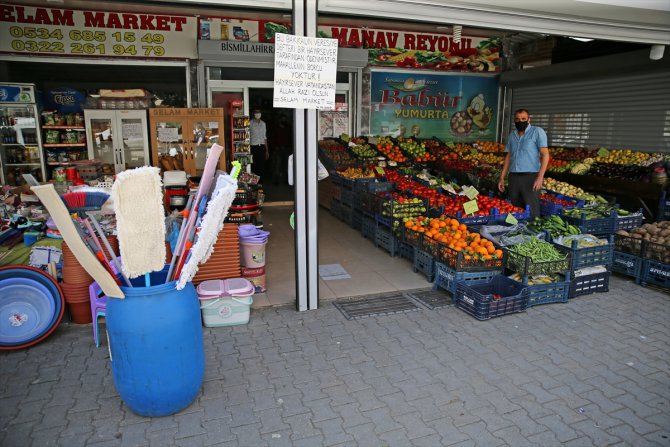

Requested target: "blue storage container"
[{"left": 106, "top": 269, "right": 204, "bottom": 417}]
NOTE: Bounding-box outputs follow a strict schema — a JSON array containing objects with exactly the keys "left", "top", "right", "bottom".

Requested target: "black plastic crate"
[
  {"left": 398, "top": 241, "right": 415, "bottom": 261},
  {"left": 454, "top": 275, "right": 530, "bottom": 321},
  {"left": 356, "top": 190, "right": 378, "bottom": 216},
  {"left": 512, "top": 274, "right": 570, "bottom": 307},
  {"left": 614, "top": 233, "right": 644, "bottom": 257},
  {"left": 330, "top": 198, "right": 342, "bottom": 218},
  {"left": 421, "top": 235, "right": 440, "bottom": 258},
  {"left": 554, "top": 236, "right": 614, "bottom": 271},
  {"left": 338, "top": 203, "right": 353, "bottom": 226},
  {"left": 437, "top": 243, "right": 505, "bottom": 272},
  {"left": 361, "top": 215, "right": 376, "bottom": 241},
  {"left": 434, "top": 262, "right": 499, "bottom": 295},
  {"left": 375, "top": 225, "right": 397, "bottom": 256},
  {"left": 612, "top": 250, "right": 642, "bottom": 281},
  {"left": 641, "top": 240, "right": 670, "bottom": 264},
  {"left": 641, "top": 259, "right": 670, "bottom": 290},
  {"left": 569, "top": 271, "right": 611, "bottom": 298},
  {"left": 402, "top": 227, "right": 422, "bottom": 248},
  {"left": 505, "top": 246, "right": 571, "bottom": 277},
  {"left": 413, "top": 249, "right": 436, "bottom": 282}
]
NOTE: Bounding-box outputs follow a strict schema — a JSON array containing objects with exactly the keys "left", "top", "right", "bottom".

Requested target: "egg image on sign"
[{"left": 466, "top": 94, "right": 493, "bottom": 129}]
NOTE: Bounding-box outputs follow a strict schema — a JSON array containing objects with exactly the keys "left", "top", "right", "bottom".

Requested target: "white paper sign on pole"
[{"left": 273, "top": 33, "right": 338, "bottom": 110}]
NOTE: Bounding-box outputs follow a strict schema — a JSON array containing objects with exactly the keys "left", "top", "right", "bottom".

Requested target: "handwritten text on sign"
[{"left": 273, "top": 33, "right": 337, "bottom": 110}]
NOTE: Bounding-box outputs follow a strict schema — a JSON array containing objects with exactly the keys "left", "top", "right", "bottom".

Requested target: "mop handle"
[
  {"left": 165, "top": 194, "right": 194, "bottom": 283},
  {"left": 86, "top": 212, "right": 132, "bottom": 287}
]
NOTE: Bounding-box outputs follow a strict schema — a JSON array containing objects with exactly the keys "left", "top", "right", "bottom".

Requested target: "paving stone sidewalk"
[{"left": 1, "top": 275, "right": 669, "bottom": 447}]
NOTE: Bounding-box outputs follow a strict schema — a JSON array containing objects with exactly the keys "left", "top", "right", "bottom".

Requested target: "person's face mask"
[
  {"left": 254, "top": 113, "right": 261, "bottom": 119},
  {"left": 514, "top": 120, "right": 529, "bottom": 132}
]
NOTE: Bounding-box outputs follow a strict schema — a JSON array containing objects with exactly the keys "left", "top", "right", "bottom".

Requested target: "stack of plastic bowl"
[
  {"left": 61, "top": 236, "right": 118, "bottom": 323},
  {"left": 238, "top": 224, "right": 270, "bottom": 293}
]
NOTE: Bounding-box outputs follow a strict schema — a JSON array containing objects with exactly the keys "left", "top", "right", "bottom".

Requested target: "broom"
[{"left": 175, "top": 163, "right": 240, "bottom": 289}]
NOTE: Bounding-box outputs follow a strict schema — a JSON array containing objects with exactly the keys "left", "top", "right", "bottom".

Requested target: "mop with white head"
[
  {"left": 112, "top": 166, "right": 166, "bottom": 279},
  {"left": 176, "top": 172, "right": 238, "bottom": 289}
]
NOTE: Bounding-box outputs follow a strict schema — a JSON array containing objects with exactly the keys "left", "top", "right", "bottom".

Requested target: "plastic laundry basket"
[
  {"left": 200, "top": 296, "right": 253, "bottom": 327},
  {"left": 197, "top": 278, "right": 254, "bottom": 327}
]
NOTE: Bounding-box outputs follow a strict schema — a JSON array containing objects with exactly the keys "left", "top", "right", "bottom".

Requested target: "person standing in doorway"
[
  {"left": 250, "top": 109, "right": 269, "bottom": 181},
  {"left": 498, "top": 108, "right": 549, "bottom": 218}
]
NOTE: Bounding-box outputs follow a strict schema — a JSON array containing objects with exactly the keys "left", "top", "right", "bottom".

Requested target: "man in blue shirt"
[{"left": 498, "top": 109, "right": 549, "bottom": 218}]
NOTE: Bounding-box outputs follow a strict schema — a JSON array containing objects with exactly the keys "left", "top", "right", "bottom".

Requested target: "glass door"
[
  {"left": 117, "top": 110, "right": 149, "bottom": 171},
  {"left": 191, "top": 119, "right": 220, "bottom": 175},
  {"left": 85, "top": 111, "right": 116, "bottom": 168},
  {"left": 154, "top": 119, "right": 188, "bottom": 173}
]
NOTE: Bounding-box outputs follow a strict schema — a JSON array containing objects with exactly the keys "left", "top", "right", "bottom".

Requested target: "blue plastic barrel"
[{"left": 106, "top": 269, "right": 204, "bottom": 417}]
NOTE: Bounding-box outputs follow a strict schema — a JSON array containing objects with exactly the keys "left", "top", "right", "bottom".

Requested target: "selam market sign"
[
  {"left": 0, "top": 3, "right": 197, "bottom": 59},
  {"left": 319, "top": 26, "right": 501, "bottom": 73}
]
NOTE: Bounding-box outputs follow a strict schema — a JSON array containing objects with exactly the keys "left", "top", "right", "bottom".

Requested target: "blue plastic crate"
[
  {"left": 540, "top": 192, "right": 585, "bottom": 217},
  {"left": 361, "top": 215, "right": 376, "bottom": 241},
  {"left": 375, "top": 225, "right": 397, "bottom": 256},
  {"left": 398, "top": 241, "right": 415, "bottom": 261},
  {"left": 657, "top": 191, "right": 670, "bottom": 222},
  {"left": 413, "top": 249, "right": 436, "bottom": 282},
  {"left": 340, "top": 188, "right": 355, "bottom": 207},
  {"left": 330, "top": 199, "right": 341, "bottom": 218},
  {"left": 641, "top": 259, "right": 670, "bottom": 290},
  {"left": 489, "top": 205, "right": 531, "bottom": 224},
  {"left": 554, "top": 236, "right": 614, "bottom": 271},
  {"left": 444, "top": 209, "right": 492, "bottom": 225},
  {"left": 612, "top": 250, "right": 642, "bottom": 281},
  {"left": 562, "top": 211, "right": 616, "bottom": 236},
  {"left": 434, "top": 262, "right": 499, "bottom": 295},
  {"left": 352, "top": 209, "right": 363, "bottom": 231},
  {"left": 338, "top": 203, "right": 353, "bottom": 225},
  {"left": 513, "top": 274, "right": 570, "bottom": 307},
  {"left": 614, "top": 211, "right": 644, "bottom": 232},
  {"left": 569, "top": 271, "right": 611, "bottom": 298},
  {"left": 454, "top": 275, "right": 530, "bottom": 320}
]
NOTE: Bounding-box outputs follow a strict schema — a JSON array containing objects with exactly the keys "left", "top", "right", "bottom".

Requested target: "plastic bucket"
[
  {"left": 199, "top": 295, "right": 253, "bottom": 327},
  {"left": 240, "top": 242, "right": 266, "bottom": 268},
  {"left": 106, "top": 268, "right": 204, "bottom": 417},
  {"left": 242, "top": 266, "right": 266, "bottom": 293}
]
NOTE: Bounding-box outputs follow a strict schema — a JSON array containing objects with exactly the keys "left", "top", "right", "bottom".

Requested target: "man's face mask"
[{"left": 514, "top": 118, "right": 529, "bottom": 132}]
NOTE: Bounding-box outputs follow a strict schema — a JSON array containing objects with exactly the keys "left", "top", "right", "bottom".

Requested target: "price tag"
[
  {"left": 463, "top": 199, "right": 479, "bottom": 215},
  {"left": 470, "top": 148, "right": 479, "bottom": 156},
  {"left": 465, "top": 186, "right": 479, "bottom": 200},
  {"left": 505, "top": 213, "right": 518, "bottom": 225},
  {"left": 597, "top": 147, "right": 610, "bottom": 157},
  {"left": 375, "top": 167, "right": 385, "bottom": 175}
]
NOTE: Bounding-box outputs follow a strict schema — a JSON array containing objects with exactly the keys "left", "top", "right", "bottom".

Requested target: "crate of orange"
[{"left": 412, "top": 216, "right": 505, "bottom": 271}]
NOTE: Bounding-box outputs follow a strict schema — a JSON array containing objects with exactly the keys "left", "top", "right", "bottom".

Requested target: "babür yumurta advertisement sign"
[{"left": 370, "top": 71, "right": 499, "bottom": 143}]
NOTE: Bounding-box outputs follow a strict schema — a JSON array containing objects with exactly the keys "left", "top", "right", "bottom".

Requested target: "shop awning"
[{"left": 318, "top": 0, "right": 670, "bottom": 45}]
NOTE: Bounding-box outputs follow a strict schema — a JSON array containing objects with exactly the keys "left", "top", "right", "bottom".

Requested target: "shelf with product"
[
  {"left": 42, "top": 112, "right": 89, "bottom": 180},
  {"left": 229, "top": 102, "right": 251, "bottom": 174},
  {"left": 0, "top": 85, "right": 46, "bottom": 185}
]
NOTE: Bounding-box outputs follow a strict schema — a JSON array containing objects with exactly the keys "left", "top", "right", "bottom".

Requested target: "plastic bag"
[{"left": 288, "top": 155, "right": 329, "bottom": 186}]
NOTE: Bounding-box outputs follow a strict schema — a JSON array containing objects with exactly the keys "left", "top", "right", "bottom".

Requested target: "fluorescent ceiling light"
[{"left": 569, "top": 37, "right": 595, "bottom": 42}]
